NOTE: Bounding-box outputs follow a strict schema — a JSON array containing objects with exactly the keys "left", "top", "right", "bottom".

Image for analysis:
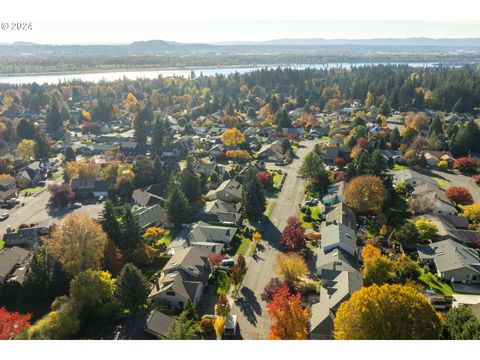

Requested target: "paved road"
[
  {"left": 0, "top": 182, "right": 103, "bottom": 234},
  {"left": 232, "top": 139, "right": 317, "bottom": 340},
  {"left": 430, "top": 169, "right": 480, "bottom": 202}
]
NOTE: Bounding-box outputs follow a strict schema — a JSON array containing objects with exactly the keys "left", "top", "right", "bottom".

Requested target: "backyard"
[{"left": 419, "top": 270, "right": 453, "bottom": 296}]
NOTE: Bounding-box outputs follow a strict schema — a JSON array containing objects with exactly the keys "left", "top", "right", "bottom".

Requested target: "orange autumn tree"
[
  {"left": 361, "top": 243, "right": 382, "bottom": 264},
  {"left": 267, "top": 286, "right": 310, "bottom": 340},
  {"left": 220, "top": 128, "right": 245, "bottom": 146},
  {"left": 344, "top": 175, "right": 387, "bottom": 215}
]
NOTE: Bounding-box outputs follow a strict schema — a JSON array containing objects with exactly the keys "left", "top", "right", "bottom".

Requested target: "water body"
[{"left": 0, "top": 62, "right": 447, "bottom": 85}]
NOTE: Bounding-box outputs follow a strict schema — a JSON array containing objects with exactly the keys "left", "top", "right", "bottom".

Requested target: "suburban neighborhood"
[{"left": 0, "top": 62, "right": 480, "bottom": 342}]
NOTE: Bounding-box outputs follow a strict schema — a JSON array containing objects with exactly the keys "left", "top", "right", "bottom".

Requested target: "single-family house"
[
  {"left": 411, "top": 183, "right": 457, "bottom": 216},
  {"left": 0, "top": 177, "right": 17, "bottom": 204},
  {"left": 144, "top": 310, "right": 174, "bottom": 339},
  {"left": 418, "top": 239, "right": 480, "bottom": 284},
  {"left": 418, "top": 214, "right": 480, "bottom": 247},
  {"left": 15, "top": 161, "right": 45, "bottom": 189},
  {"left": 198, "top": 200, "right": 242, "bottom": 224},
  {"left": 257, "top": 140, "right": 284, "bottom": 161},
  {"left": 321, "top": 202, "right": 357, "bottom": 230},
  {"left": 70, "top": 178, "right": 111, "bottom": 198},
  {"left": 133, "top": 204, "right": 165, "bottom": 230},
  {"left": 207, "top": 179, "right": 243, "bottom": 203},
  {"left": 0, "top": 246, "right": 31, "bottom": 284},
  {"left": 393, "top": 169, "right": 437, "bottom": 188},
  {"left": 424, "top": 151, "right": 455, "bottom": 168},
  {"left": 149, "top": 246, "right": 212, "bottom": 309},
  {"left": 3, "top": 226, "right": 49, "bottom": 248}
]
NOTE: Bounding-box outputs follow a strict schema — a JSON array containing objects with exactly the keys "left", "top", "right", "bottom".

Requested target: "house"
[
  {"left": 319, "top": 223, "right": 357, "bottom": 261},
  {"left": 208, "top": 144, "right": 225, "bottom": 158},
  {"left": 133, "top": 204, "right": 165, "bottom": 230},
  {"left": 70, "top": 178, "right": 111, "bottom": 198},
  {"left": 380, "top": 149, "right": 402, "bottom": 163},
  {"left": 3, "top": 226, "right": 49, "bottom": 248},
  {"left": 310, "top": 270, "right": 363, "bottom": 339},
  {"left": 393, "top": 169, "right": 437, "bottom": 188},
  {"left": 418, "top": 239, "right": 480, "bottom": 284},
  {"left": 321, "top": 202, "right": 356, "bottom": 230},
  {"left": 418, "top": 214, "right": 480, "bottom": 247},
  {"left": 190, "top": 221, "right": 237, "bottom": 244},
  {"left": 132, "top": 188, "right": 164, "bottom": 208},
  {"left": 257, "top": 140, "right": 284, "bottom": 161},
  {"left": 144, "top": 310, "right": 174, "bottom": 339},
  {"left": 0, "top": 177, "right": 17, "bottom": 204},
  {"left": 411, "top": 183, "right": 457, "bottom": 216},
  {"left": 424, "top": 151, "right": 455, "bottom": 168},
  {"left": 322, "top": 147, "right": 351, "bottom": 165},
  {"left": 149, "top": 246, "right": 212, "bottom": 309},
  {"left": 0, "top": 246, "right": 31, "bottom": 284},
  {"left": 207, "top": 179, "right": 243, "bottom": 203},
  {"left": 15, "top": 161, "right": 45, "bottom": 189},
  {"left": 198, "top": 200, "right": 242, "bottom": 224},
  {"left": 162, "top": 139, "right": 193, "bottom": 158}
]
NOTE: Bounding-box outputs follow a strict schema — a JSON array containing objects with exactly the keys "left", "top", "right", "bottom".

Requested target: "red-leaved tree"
[
  {"left": 0, "top": 307, "right": 31, "bottom": 339},
  {"left": 453, "top": 157, "right": 479, "bottom": 173},
  {"left": 208, "top": 253, "right": 224, "bottom": 267},
  {"left": 261, "top": 277, "right": 293, "bottom": 303},
  {"left": 280, "top": 216, "right": 306, "bottom": 252},
  {"left": 445, "top": 186, "right": 474, "bottom": 206},
  {"left": 256, "top": 171, "right": 273, "bottom": 187},
  {"left": 267, "top": 285, "right": 310, "bottom": 340},
  {"left": 48, "top": 183, "right": 75, "bottom": 208},
  {"left": 333, "top": 157, "right": 346, "bottom": 168}
]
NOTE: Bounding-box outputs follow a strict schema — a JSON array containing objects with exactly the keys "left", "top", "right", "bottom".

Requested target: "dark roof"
[
  {"left": 0, "top": 246, "right": 31, "bottom": 283},
  {"left": 144, "top": 310, "right": 174, "bottom": 338},
  {"left": 3, "top": 227, "right": 48, "bottom": 247},
  {"left": 133, "top": 205, "right": 165, "bottom": 229}
]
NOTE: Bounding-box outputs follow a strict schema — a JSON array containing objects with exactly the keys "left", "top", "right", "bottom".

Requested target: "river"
[{"left": 0, "top": 62, "right": 448, "bottom": 85}]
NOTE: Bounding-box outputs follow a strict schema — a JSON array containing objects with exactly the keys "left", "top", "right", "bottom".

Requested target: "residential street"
[
  {"left": 232, "top": 139, "right": 317, "bottom": 340},
  {"left": 430, "top": 169, "right": 480, "bottom": 202},
  {"left": 0, "top": 181, "right": 103, "bottom": 234}
]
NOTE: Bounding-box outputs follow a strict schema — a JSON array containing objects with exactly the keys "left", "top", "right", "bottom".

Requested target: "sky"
[{"left": 1, "top": 0, "right": 480, "bottom": 44}]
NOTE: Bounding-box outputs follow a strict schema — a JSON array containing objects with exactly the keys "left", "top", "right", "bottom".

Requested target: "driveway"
[
  {"left": 430, "top": 169, "right": 480, "bottom": 202},
  {"left": 231, "top": 139, "right": 317, "bottom": 339}
]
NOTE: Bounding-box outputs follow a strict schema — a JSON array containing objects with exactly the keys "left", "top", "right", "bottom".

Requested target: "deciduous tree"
[
  {"left": 0, "top": 307, "right": 31, "bottom": 339},
  {"left": 334, "top": 284, "right": 442, "bottom": 340},
  {"left": 344, "top": 175, "right": 387, "bottom": 215},
  {"left": 220, "top": 128, "right": 245, "bottom": 146},
  {"left": 445, "top": 186, "right": 474, "bottom": 206},
  {"left": 48, "top": 183, "right": 75, "bottom": 208},
  {"left": 280, "top": 216, "right": 306, "bottom": 252},
  {"left": 275, "top": 253, "right": 307, "bottom": 283}
]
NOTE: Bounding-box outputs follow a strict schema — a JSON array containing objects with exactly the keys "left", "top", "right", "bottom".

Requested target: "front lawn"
[
  {"left": 434, "top": 178, "right": 450, "bottom": 189},
  {"left": 418, "top": 271, "right": 453, "bottom": 296},
  {"left": 300, "top": 205, "right": 322, "bottom": 229},
  {"left": 0, "top": 239, "right": 4, "bottom": 250},
  {"left": 236, "top": 236, "right": 251, "bottom": 256},
  {"left": 272, "top": 171, "right": 282, "bottom": 189},
  {"left": 19, "top": 186, "right": 44, "bottom": 196},
  {"left": 393, "top": 164, "right": 409, "bottom": 171},
  {"left": 226, "top": 235, "right": 251, "bottom": 256},
  {"left": 139, "top": 254, "right": 171, "bottom": 281},
  {"left": 213, "top": 270, "right": 231, "bottom": 295}
]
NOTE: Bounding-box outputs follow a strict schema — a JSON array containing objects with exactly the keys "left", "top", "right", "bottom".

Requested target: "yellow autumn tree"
[
  {"left": 45, "top": 214, "right": 107, "bottom": 276},
  {"left": 16, "top": 139, "right": 36, "bottom": 162},
  {"left": 334, "top": 284, "right": 442, "bottom": 340},
  {"left": 344, "top": 175, "right": 388, "bottom": 215},
  {"left": 365, "top": 91, "right": 375, "bottom": 108},
  {"left": 65, "top": 160, "right": 100, "bottom": 181},
  {"left": 361, "top": 243, "right": 382, "bottom": 264},
  {"left": 463, "top": 203, "right": 480, "bottom": 223},
  {"left": 220, "top": 128, "right": 245, "bottom": 146},
  {"left": 214, "top": 316, "right": 225, "bottom": 340},
  {"left": 275, "top": 253, "right": 308, "bottom": 283}
]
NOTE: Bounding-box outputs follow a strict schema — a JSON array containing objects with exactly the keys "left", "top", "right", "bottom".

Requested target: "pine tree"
[
  {"left": 165, "top": 184, "right": 191, "bottom": 228},
  {"left": 23, "top": 249, "right": 50, "bottom": 301},
  {"left": 34, "top": 133, "right": 49, "bottom": 159},
  {"left": 242, "top": 169, "right": 266, "bottom": 222},
  {"left": 178, "top": 159, "right": 201, "bottom": 204},
  {"left": 100, "top": 200, "right": 123, "bottom": 249},
  {"left": 450, "top": 120, "right": 480, "bottom": 157},
  {"left": 64, "top": 146, "right": 76, "bottom": 162},
  {"left": 378, "top": 99, "right": 391, "bottom": 116},
  {"left": 115, "top": 263, "right": 149, "bottom": 313},
  {"left": 451, "top": 97, "right": 465, "bottom": 113},
  {"left": 120, "top": 205, "right": 142, "bottom": 253},
  {"left": 153, "top": 155, "right": 163, "bottom": 183},
  {"left": 389, "top": 127, "right": 401, "bottom": 150},
  {"left": 46, "top": 99, "right": 63, "bottom": 133},
  {"left": 16, "top": 118, "right": 36, "bottom": 140},
  {"left": 151, "top": 119, "right": 165, "bottom": 157}
]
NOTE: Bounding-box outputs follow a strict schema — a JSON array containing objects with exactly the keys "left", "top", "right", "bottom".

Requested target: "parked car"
[
  {"left": 218, "top": 258, "right": 235, "bottom": 271},
  {"left": 70, "top": 202, "right": 82, "bottom": 209},
  {"left": 0, "top": 212, "right": 9, "bottom": 221},
  {"left": 305, "top": 199, "right": 319, "bottom": 206},
  {"left": 98, "top": 196, "right": 105, "bottom": 202}
]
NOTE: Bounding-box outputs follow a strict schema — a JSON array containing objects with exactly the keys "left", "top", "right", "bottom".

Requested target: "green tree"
[
  {"left": 16, "top": 118, "right": 36, "bottom": 140},
  {"left": 165, "top": 184, "right": 191, "bottom": 228},
  {"left": 23, "top": 249, "right": 50, "bottom": 301},
  {"left": 378, "top": 99, "right": 391, "bottom": 116},
  {"left": 115, "top": 263, "right": 149, "bottom": 313},
  {"left": 242, "top": 169, "right": 266, "bottom": 222},
  {"left": 389, "top": 127, "right": 401, "bottom": 150},
  {"left": 394, "top": 222, "right": 420, "bottom": 250},
  {"left": 46, "top": 98, "right": 63, "bottom": 133},
  {"left": 100, "top": 200, "right": 123, "bottom": 249},
  {"left": 450, "top": 120, "right": 480, "bottom": 157},
  {"left": 178, "top": 159, "right": 202, "bottom": 204},
  {"left": 34, "top": 133, "right": 49, "bottom": 159},
  {"left": 299, "top": 151, "right": 326, "bottom": 179},
  {"left": 64, "top": 146, "right": 76, "bottom": 162},
  {"left": 444, "top": 306, "right": 480, "bottom": 340},
  {"left": 134, "top": 106, "right": 152, "bottom": 143},
  {"left": 166, "top": 310, "right": 200, "bottom": 340},
  {"left": 120, "top": 205, "right": 142, "bottom": 253},
  {"left": 133, "top": 159, "right": 154, "bottom": 188}
]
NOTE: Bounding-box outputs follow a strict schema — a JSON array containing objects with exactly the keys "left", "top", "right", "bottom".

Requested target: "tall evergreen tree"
[
  {"left": 46, "top": 99, "right": 63, "bottom": 133},
  {"left": 389, "top": 127, "right": 401, "bottom": 150},
  {"left": 115, "top": 263, "right": 150, "bottom": 313},
  {"left": 153, "top": 155, "right": 163, "bottom": 183},
  {"left": 34, "top": 133, "right": 50, "bottom": 159},
  {"left": 64, "top": 146, "right": 76, "bottom": 162},
  {"left": 120, "top": 205, "right": 142, "bottom": 252},
  {"left": 242, "top": 169, "right": 266, "bottom": 222},
  {"left": 23, "top": 249, "right": 50, "bottom": 301},
  {"left": 16, "top": 118, "right": 36, "bottom": 140},
  {"left": 178, "top": 159, "right": 201, "bottom": 204},
  {"left": 165, "top": 184, "right": 191, "bottom": 229},
  {"left": 100, "top": 200, "right": 123, "bottom": 249},
  {"left": 450, "top": 120, "right": 480, "bottom": 157}
]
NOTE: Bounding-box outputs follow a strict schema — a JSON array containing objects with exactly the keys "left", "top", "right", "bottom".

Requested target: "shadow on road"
[{"left": 234, "top": 287, "right": 262, "bottom": 326}]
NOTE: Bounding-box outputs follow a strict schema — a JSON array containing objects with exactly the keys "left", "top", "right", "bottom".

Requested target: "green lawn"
[
  {"left": 140, "top": 255, "right": 171, "bottom": 281},
  {"left": 393, "top": 164, "right": 409, "bottom": 171},
  {"left": 0, "top": 239, "right": 4, "bottom": 250},
  {"left": 264, "top": 200, "right": 276, "bottom": 219},
  {"left": 320, "top": 136, "right": 331, "bottom": 141},
  {"left": 156, "top": 230, "right": 172, "bottom": 248},
  {"left": 300, "top": 205, "right": 322, "bottom": 229},
  {"left": 19, "top": 186, "right": 44, "bottom": 196},
  {"left": 236, "top": 236, "right": 251, "bottom": 256},
  {"left": 434, "top": 178, "right": 450, "bottom": 189},
  {"left": 272, "top": 171, "right": 282, "bottom": 189},
  {"left": 419, "top": 271, "right": 453, "bottom": 295}
]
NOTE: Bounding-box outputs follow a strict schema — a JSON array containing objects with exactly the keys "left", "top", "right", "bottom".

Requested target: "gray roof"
[
  {"left": 320, "top": 223, "right": 357, "bottom": 255},
  {"left": 393, "top": 169, "right": 437, "bottom": 187},
  {"left": 200, "top": 200, "right": 242, "bottom": 224},
  {"left": 191, "top": 221, "right": 237, "bottom": 244},
  {"left": 322, "top": 202, "right": 356, "bottom": 230},
  {"left": 3, "top": 226, "right": 48, "bottom": 247},
  {"left": 310, "top": 270, "right": 362, "bottom": 338},
  {"left": 0, "top": 246, "right": 31, "bottom": 283},
  {"left": 207, "top": 179, "right": 243, "bottom": 202},
  {"left": 418, "top": 239, "right": 480, "bottom": 274},
  {"left": 144, "top": 310, "right": 174, "bottom": 338},
  {"left": 162, "top": 246, "right": 212, "bottom": 278},
  {"left": 420, "top": 214, "right": 480, "bottom": 246},
  {"left": 316, "top": 247, "right": 359, "bottom": 275},
  {"left": 133, "top": 204, "right": 165, "bottom": 229}
]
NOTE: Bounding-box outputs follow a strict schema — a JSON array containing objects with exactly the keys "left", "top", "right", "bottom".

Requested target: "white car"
[{"left": 0, "top": 212, "right": 9, "bottom": 221}]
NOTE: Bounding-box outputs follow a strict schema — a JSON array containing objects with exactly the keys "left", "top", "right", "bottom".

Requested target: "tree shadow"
[{"left": 234, "top": 287, "right": 262, "bottom": 326}]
